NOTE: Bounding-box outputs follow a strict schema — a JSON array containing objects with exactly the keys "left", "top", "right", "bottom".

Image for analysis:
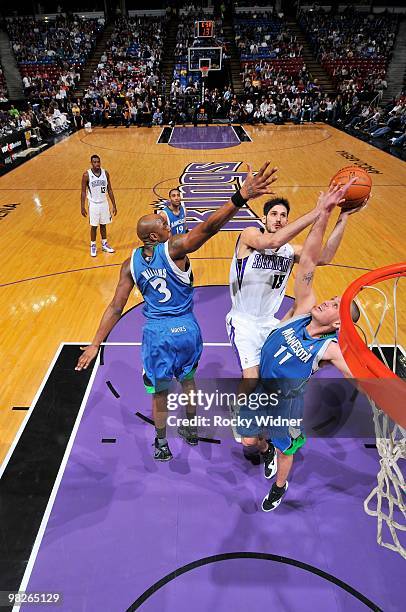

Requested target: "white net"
[{"left": 354, "top": 275, "right": 406, "bottom": 559}]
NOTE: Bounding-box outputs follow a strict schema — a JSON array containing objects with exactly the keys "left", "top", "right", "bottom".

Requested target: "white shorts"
[
  {"left": 226, "top": 312, "right": 279, "bottom": 371},
  {"left": 89, "top": 200, "right": 111, "bottom": 227}
]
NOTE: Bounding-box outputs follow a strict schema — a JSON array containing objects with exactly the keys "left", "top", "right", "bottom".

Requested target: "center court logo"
[{"left": 161, "top": 162, "right": 263, "bottom": 231}]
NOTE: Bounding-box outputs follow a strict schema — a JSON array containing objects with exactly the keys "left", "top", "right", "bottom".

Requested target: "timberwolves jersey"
[
  {"left": 260, "top": 313, "right": 337, "bottom": 395},
  {"left": 130, "top": 241, "right": 193, "bottom": 319},
  {"left": 87, "top": 168, "right": 108, "bottom": 203},
  {"left": 161, "top": 204, "right": 186, "bottom": 235},
  {"left": 229, "top": 234, "right": 295, "bottom": 321}
]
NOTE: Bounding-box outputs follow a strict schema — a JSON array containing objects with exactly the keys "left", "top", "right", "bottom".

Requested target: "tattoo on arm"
[{"left": 302, "top": 272, "right": 314, "bottom": 286}]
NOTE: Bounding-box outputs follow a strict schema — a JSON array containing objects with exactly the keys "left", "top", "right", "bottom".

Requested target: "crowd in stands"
[
  {"left": 83, "top": 16, "right": 166, "bottom": 126},
  {"left": 0, "top": 65, "right": 8, "bottom": 102},
  {"left": 0, "top": 101, "right": 71, "bottom": 139},
  {"left": 299, "top": 7, "right": 397, "bottom": 98},
  {"left": 0, "top": 7, "right": 404, "bottom": 153},
  {"left": 234, "top": 11, "right": 302, "bottom": 61},
  {"left": 6, "top": 15, "right": 104, "bottom": 100}
]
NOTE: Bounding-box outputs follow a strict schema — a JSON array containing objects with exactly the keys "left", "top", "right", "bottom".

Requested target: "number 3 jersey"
[
  {"left": 229, "top": 233, "right": 295, "bottom": 322},
  {"left": 87, "top": 168, "right": 108, "bottom": 203},
  {"left": 130, "top": 242, "right": 194, "bottom": 319}
]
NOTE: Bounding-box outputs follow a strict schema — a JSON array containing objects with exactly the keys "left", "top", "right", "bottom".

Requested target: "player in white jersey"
[
  {"left": 227, "top": 195, "right": 364, "bottom": 452},
  {"left": 81, "top": 154, "right": 117, "bottom": 257}
]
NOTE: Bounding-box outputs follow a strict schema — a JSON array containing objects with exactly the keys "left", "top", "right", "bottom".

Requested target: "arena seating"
[
  {"left": 83, "top": 16, "right": 166, "bottom": 126},
  {"left": 299, "top": 8, "right": 397, "bottom": 95},
  {"left": 6, "top": 15, "right": 104, "bottom": 99}
]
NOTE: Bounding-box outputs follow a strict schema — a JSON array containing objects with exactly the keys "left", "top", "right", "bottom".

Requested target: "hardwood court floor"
[{"left": 0, "top": 123, "right": 405, "bottom": 463}]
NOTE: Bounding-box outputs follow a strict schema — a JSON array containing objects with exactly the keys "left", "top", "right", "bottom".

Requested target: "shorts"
[
  {"left": 89, "top": 200, "right": 111, "bottom": 226},
  {"left": 236, "top": 386, "right": 305, "bottom": 453},
  {"left": 226, "top": 312, "right": 279, "bottom": 370},
  {"left": 142, "top": 313, "right": 203, "bottom": 393}
]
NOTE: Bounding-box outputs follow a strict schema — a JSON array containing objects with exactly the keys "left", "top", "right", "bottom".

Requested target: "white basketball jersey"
[
  {"left": 87, "top": 168, "right": 108, "bottom": 203},
  {"left": 229, "top": 233, "right": 295, "bottom": 322}
]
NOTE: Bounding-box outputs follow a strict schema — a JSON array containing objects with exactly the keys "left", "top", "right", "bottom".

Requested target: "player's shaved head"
[{"left": 137, "top": 214, "right": 163, "bottom": 241}]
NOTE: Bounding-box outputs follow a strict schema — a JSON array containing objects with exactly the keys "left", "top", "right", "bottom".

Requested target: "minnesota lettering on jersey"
[
  {"left": 280, "top": 327, "right": 312, "bottom": 363},
  {"left": 171, "top": 217, "right": 184, "bottom": 228},
  {"left": 252, "top": 253, "right": 291, "bottom": 272},
  {"left": 90, "top": 179, "right": 106, "bottom": 187}
]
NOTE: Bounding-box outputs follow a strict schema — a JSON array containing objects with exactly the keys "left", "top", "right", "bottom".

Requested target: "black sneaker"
[
  {"left": 153, "top": 438, "right": 173, "bottom": 461},
  {"left": 178, "top": 425, "right": 199, "bottom": 446},
  {"left": 262, "top": 481, "right": 289, "bottom": 512},
  {"left": 262, "top": 443, "right": 277, "bottom": 479}
]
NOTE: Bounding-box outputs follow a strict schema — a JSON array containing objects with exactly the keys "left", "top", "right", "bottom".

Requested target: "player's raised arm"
[
  {"left": 242, "top": 205, "right": 320, "bottom": 252},
  {"left": 168, "top": 161, "right": 278, "bottom": 259},
  {"left": 75, "top": 259, "right": 135, "bottom": 370},
  {"left": 293, "top": 180, "right": 355, "bottom": 314}
]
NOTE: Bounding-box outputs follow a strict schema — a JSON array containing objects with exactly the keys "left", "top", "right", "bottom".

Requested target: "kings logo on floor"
[{"left": 179, "top": 162, "right": 262, "bottom": 231}]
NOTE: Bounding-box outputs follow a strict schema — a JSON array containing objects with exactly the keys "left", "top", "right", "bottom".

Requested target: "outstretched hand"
[
  {"left": 240, "top": 160, "right": 278, "bottom": 201},
  {"left": 75, "top": 345, "right": 99, "bottom": 371},
  {"left": 316, "top": 178, "right": 357, "bottom": 213}
]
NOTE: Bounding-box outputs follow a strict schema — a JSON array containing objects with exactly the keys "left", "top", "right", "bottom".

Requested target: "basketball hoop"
[
  {"left": 340, "top": 263, "right": 406, "bottom": 559},
  {"left": 200, "top": 66, "right": 209, "bottom": 80}
]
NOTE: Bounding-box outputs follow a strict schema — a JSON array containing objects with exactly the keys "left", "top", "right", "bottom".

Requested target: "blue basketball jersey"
[
  {"left": 260, "top": 313, "right": 337, "bottom": 395},
  {"left": 130, "top": 241, "right": 193, "bottom": 319},
  {"left": 162, "top": 204, "right": 186, "bottom": 235}
]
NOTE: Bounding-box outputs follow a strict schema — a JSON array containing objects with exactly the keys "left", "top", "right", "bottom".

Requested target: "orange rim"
[{"left": 339, "top": 263, "right": 406, "bottom": 428}]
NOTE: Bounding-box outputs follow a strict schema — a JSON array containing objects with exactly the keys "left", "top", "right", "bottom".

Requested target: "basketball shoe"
[
  {"left": 102, "top": 242, "right": 115, "bottom": 253},
  {"left": 90, "top": 244, "right": 97, "bottom": 257},
  {"left": 262, "top": 482, "right": 288, "bottom": 512},
  {"left": 262, "top": 442, "right": 277, "bottom": 479},
  {"left": 153, "top": 438, "right": 173, "bottom": 461}
]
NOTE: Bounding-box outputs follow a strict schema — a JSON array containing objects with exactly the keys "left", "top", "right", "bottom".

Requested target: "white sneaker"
[
  {"left": 102, "top": 243, "right": 115, "bottom": 253},
  {"left": 90, "top": 244, "right": 97, "bottom": 257}
]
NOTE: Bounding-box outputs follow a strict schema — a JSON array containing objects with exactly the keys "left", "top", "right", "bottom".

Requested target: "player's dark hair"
[
  {"left": 169, "top": 187, "right": 180, "bottom": 197},
  {"left": 263, "top": 198, "right": 290, "bottom": 216},
  {"left": 91, "top": 154, "right": 100, "bottom": 161}
]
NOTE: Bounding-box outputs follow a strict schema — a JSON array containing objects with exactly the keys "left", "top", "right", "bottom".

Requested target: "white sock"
[
  {"left": 91, "top": 241, "right": 96, "bottom": 246},
  {"left": 102, "top": 239, "right": 107, "bottom": 245}
]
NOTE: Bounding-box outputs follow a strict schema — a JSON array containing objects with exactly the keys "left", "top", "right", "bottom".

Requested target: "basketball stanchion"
[
  {"left": 339, "top": 263, "right": 406, "bottom": 558},
  {"left": 200, "top": 66, "right": 209, "bottom": 104}
]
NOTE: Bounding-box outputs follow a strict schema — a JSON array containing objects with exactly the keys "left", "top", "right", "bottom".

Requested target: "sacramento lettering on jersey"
[
  {"left": 252, "top": 253, "right": 291, "bottom": 272},
  {"left": 179, "top": 162, "right": 263, "bottom": 231},
  {"left": 281, "top": 327, "right": 312, "bottom": 363}
]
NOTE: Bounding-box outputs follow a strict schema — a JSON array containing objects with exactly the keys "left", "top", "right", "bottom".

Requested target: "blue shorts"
[
  {"left": 142, "top": 313, "right": 203, "bottom": 393},
  {"left": 236, "top": 388, "right": 305, "bottom": 453}
]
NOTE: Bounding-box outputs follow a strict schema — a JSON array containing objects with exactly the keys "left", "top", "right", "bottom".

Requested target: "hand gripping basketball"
[{"left": 330, "top": 166, "right": 372, "bottom": 209}]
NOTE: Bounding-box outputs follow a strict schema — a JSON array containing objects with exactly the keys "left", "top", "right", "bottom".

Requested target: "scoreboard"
[{"left": 195, "top": 20, "right": 214, "bottom": 38}]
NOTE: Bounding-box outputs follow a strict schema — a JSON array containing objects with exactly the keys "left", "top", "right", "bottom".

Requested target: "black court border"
[{"left": 126, "top": 552, "right": 382, "bottom": 611}]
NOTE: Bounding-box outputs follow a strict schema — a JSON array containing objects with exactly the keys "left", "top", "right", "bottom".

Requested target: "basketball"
[{"left": 330, "top": 166, "right": 372, "bottom": 209}]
